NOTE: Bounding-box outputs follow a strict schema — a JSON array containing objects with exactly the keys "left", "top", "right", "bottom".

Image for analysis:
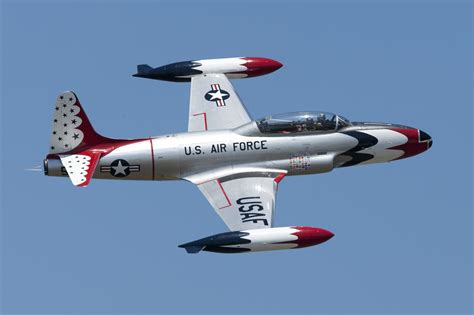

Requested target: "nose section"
[
  {"left": 292, "top": 226, "right": 335, "bottom": 248},
  {"left": 317, "top": 228, "right": 335, "bottom": 242},
  {"left": 419, "top": 130, "right": 433, "bottom": 149},
  {"left": 389, "top": 127, "right": 433, "bottom": 160}
]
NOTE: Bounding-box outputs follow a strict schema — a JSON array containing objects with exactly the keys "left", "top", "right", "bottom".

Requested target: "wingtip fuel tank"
[
  {"left": 133, "top": 57, "right": 283, "bottom": 82},
  {"left": 179, "top": 226, "right": 334, "bottom": 254}
]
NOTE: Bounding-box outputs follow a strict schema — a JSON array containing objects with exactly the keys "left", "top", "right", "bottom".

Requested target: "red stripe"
[
  {"left": 274, "top": 173, "right": 286, "bottom": 184},
  {"left": 193, "top": 112, "right": 208, "bottom": 130},
  {"left": 149, "top": 138, "right": 155, "bottom": 180},
  {"left": 217, "top": 179, "right": 232, "bottom": 209}
]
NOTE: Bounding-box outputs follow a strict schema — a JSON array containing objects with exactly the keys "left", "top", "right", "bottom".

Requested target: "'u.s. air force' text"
[{"left": 184, "top": 140, "right": 268, "bottom": 156}]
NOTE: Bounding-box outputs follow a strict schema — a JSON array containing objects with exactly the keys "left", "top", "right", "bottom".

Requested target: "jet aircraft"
[{"left": 44, "top": 57, "right": 432, "bottom": 253}]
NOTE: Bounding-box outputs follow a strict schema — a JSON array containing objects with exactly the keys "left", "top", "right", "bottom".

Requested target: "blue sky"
[{"left": 1, "top": 1, "right": 472, "bottom": 314}]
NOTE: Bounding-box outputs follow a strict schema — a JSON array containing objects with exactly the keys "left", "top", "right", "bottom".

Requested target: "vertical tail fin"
[{"left": 49, "top": 91, "right": 110, "bottom": 154}]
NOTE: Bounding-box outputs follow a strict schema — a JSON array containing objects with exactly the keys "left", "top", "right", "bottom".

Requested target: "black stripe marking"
[
  {"left": 339, "top": 131, "right": 379, "bottom": 167},
  {"left": 179, "top": 231, "right": 252, "bottom": 254},
  {"left": 203, "top": 246, "right": 251, "bottom": 254}
]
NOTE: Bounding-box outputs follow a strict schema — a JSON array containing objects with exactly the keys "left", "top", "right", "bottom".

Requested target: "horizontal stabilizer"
[{"left": 60, "top": 151, "right": 102, "bottom": 187}]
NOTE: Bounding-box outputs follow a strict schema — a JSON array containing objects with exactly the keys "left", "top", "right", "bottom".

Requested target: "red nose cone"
[
  {"left": 241, "top": 57, "right": 283, "bottom": 77},
  {"left": 292, "top": 226, "right": 335, "bottom": 248},
  {"left": 389, "top": 128, "right": 432, "bottom": 160}
]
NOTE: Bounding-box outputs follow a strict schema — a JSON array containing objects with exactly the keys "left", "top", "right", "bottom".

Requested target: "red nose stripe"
[
  {"left": 389, "top": 128, "right": 428, "bottom": 160},
  {"left": 239, "top": 57, "right": 283, "bottom": 77},
  {"left": 275, "top": 226, "right": 334, "bottom": 248}
]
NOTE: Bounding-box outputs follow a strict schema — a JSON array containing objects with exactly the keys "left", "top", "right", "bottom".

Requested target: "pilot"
[
  {"left": 259, "top": 120, "right": 270, "bottom": 132},
  {"left": 316, "top": 113, "right": 326, "bottom": 129}
]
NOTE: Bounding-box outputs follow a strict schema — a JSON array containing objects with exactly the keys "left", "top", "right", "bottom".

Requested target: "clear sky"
[{"left": 1, "top": 1, "right": 472, "bottom": 314}]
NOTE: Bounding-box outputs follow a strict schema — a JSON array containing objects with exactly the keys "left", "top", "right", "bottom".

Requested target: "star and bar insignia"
[
  {"left": 100, "top": 159, "right": 140, "bottom": 177},
  {"left": 204, "top": 84, "right": 230, "bottom": 107}
]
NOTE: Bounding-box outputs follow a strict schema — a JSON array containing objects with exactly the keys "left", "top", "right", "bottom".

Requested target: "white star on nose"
[
  {"left": 209, "top": 90, "right": 228, "bottom": 101},
  {"left": 112, "top": 160, "right": 128, "bottom": 176}
]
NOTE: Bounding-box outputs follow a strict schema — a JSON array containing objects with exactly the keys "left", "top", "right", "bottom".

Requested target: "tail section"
[
  {"left": 48, "top": 91, "right": 116, "bottom": 187},
  {"left": 49, "top": 91, "right": 110, "bottom": 154},
  {"left": 46, "top": 91, "right": 145, "bottom": 187}
]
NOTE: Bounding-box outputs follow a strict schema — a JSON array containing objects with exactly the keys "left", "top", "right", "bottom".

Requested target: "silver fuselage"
[{"left": 46, "top": 122, "right": 429, "bottom": 182}]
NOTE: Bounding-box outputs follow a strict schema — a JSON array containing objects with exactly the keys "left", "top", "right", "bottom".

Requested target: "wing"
[
  {"left": 196, "top": 171, "right": 286, "bottom": 231},
  {"left": 60, "top": 151, "right": 101, "bottom": 187},
  {"left": 188, "top": 73, "right": 252, "bottom": 132}
]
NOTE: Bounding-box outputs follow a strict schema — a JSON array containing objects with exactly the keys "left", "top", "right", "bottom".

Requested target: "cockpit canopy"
[{"left": 256, "top": 111, "right": 351, "bottom": 134}]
